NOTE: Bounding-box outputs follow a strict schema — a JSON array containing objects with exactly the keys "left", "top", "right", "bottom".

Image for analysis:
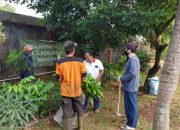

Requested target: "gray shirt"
[{"left": 120, "top": 55, "right": 140, "bottom": 92}]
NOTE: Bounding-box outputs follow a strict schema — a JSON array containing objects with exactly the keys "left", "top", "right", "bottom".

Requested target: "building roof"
[{"left": 0, "top": 11, "right": 46, "bottom": 27}]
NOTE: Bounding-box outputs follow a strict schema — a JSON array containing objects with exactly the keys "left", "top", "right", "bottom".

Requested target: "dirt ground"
[{"left": 16, "top": 82, "right": 180, "bottom": 130}]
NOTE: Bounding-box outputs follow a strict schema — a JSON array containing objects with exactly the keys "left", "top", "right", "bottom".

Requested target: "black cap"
[
  {"left": 126, "top": 42, "right": 138, "bottom": 52},
  {"left": 63, "top": 41, "right": 77, "bottom": 49}
]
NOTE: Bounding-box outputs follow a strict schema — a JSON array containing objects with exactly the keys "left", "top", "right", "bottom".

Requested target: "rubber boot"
[
  {"left": 63, "top": 119, "right": 71, "bottom": 130},
  {"left": 77, "top": 116, "right": 83, "bottom": 130},
  {"left": 70, "top": 117, "right": 76, "bottom": 129}
]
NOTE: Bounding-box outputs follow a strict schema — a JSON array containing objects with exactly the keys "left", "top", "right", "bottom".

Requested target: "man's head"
[
  {"left": 84, "top": 50, "right": 94, "bottom": 63},
  {"left": 64, "top": 40, "right": 77, "bottom": 55},
  {"left": 124, "top": 42, "right": 138, "bottom": 56},
  {"left": 23, "top": 44, "right": 34, "bottom": 55}
]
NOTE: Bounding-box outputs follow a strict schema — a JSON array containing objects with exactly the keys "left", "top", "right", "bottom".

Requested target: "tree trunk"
[
  {"left": 144, "top": 39, "right": 168, "bottom": 93},
  {"left": 108, "top": 46, "right": 113, "bottom": 64},
  {"left": 153, "top": 3, "right": 180, "bottom": 130}
]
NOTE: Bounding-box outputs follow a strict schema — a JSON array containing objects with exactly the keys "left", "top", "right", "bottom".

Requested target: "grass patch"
[{"left": 21, "top": 81, "right": 180, "bottom": 130}]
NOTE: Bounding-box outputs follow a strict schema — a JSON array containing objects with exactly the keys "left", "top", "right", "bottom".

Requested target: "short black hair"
[
  {"left": 65, "top": 47, "right": 74, "bottom": 55},
  {"left": 84, "top": 50, "right": 94, "bottom": 57},
  {"left": 126, "top": 42, "right": 138, "bottom": 53},
  {"left": 64, "top": 41, "right": 77, "bottom": 55}
]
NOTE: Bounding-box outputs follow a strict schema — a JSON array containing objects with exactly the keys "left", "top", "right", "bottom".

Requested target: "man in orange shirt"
[{"left": 56, "top": 41, "right": 86, "bottom": 130}]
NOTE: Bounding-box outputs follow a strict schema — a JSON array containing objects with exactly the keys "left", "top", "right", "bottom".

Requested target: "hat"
[
  {"left": 126, "top": 42, "right": 137, "bottom": 52},
  {"left": 23, "top": 44, "right": 34, "bottom": 51},
  {"left": 63, "top": 41, "right": 77, "bottom": 49}
]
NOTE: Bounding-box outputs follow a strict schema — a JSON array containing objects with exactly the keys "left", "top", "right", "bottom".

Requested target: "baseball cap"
[
  {"left": 63, "top": 41, "right": 77, "bottom": 49},
  {"left": 23, "top": 44, "right": 34, "bottom": 51},
  {"left": 126, "top": 42, "right": 137, "bottom": 52}
]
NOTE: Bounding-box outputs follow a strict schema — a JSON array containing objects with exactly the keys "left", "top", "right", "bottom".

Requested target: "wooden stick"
[{"left": 116, "top": 82, "right": 125, "bottom": 117}]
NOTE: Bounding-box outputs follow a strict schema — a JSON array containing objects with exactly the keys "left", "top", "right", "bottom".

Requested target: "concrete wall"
[{"left": 0, "top": 11, "right": 48, "bottom": 80}]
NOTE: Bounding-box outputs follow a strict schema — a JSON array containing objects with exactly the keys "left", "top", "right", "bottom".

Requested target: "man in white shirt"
[{"left": 83, "top": 50, "right": 104, "bottom": 113}]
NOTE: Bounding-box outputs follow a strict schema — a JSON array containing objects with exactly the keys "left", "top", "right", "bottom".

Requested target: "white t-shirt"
[{"left": 84, "top": 59, "right": 104, "bottom": 79}]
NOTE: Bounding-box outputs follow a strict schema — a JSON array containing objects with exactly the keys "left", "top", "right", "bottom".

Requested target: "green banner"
[{"left": 20, "top": 38, "right": 65, "bottom": 67}]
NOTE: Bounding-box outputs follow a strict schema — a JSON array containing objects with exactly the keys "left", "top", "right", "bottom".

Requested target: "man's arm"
[
  {"left": 81, "top": 62, "right": 87, "bottom": 82},
  {"left": 96, "top": 69, "right": 104, "bottom": 82},
  {"left": 120, "top": 59, "right": 137, "bottom": 82},
  {"left": 56, "top": 63, "right": 62, "bottom": 82}
]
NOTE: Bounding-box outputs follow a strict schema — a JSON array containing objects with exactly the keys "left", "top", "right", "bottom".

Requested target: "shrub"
[
  {"left": 103, "top": 63, "right": 120, "bottom": 81},
  {"left": 103, "top": 55, "right": 127, "bottom": 82},
  {"left": 0, "top": 76, "right": 54, "bottom": 128},
  {"left": 5, "top": 50, "right": 29, "bottom": 72},
  {"left": 0, "top": 91, "right": 39, "bottom": 128},
  {"left": 136, "top": 50, "right": 151, "bottom": 72}
]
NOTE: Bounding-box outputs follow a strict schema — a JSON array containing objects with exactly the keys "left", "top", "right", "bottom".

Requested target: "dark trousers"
[
  {"left": 62, "top": 95, "right": 83, "bottom": 119},
  {"left": 83, "top": 95, "right": 100, "bottom": 112},
  {"left": 124, "top": 90, "right": 138, "bottom": 128}
]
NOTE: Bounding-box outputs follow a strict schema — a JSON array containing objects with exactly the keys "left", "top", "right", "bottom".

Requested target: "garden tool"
[{"left": 116, "top": 82, "right": 125, "bottom": 117}]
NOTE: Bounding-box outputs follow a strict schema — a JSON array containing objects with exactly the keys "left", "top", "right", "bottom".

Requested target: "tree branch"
[
  {"left": 157, "top": 15, "right": 176, "bottom": 36},
  {"left": 159, "top": 44, "right": 168, "bottom": 53}
]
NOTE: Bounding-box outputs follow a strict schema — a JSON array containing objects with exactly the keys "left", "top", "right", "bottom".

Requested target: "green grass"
[{"left": 12, "top": 81, "right": 180, "bottom": 130}]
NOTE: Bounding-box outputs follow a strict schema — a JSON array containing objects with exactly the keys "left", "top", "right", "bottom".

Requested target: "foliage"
[
  {"left": 136, "top": 50, "right": 151, "bottom": 71},
  {"left": 118, "top": 55, "right": 128, "bottom": 71},
  {"left": 5, "top": 50, "right": 29, "bottom": 72},
  {"left": 15, "top": 0, "right": 103, "bottom": 41},
  {"left": 103, "top": 55, "right": 127, "bottom": 82},
  {"left": 76, "top": 3, "right": 135, "bottom": 53},
  {"left": 0, "top": 90, "right": 38, "bottom": 128},
  {"left": 140, "top": 71, "right": 146, "bottom": 86},
  {"left": 0, "top": 76, "right": 54, "bottom": 128},
  {"left": 0, "top": 3, "right": 15, "bottom": 12},
  {"left": 82, "top": 74, "right": 103, "bottom": 99},
  {"left": 6, "top": 0, "right": 179, "bottom": 81},
  {"left": 160, "top": 22, "right": 174, "bottom": 60},
  {"left": 0, "top": 22, "right": 6, "bottom": 44},
  {"left": 38, "top": 81, "right": 62, "bottom": 118},
  {"left": 103, "top": 63, "right": 119, "bottom": 82}
]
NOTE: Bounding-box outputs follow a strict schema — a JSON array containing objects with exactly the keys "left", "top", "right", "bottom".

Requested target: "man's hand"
[
  {"left": 96, "top": 76, "right": 101, "bottom": 82},
  {"left": 55, "top": 74, "right": 61, "bottom": 82},
  {"left": 116, "top": 76, "right": 121, "bottom": 82},
  {"left": 96, "top": 69, "right": 104, "bottom": 82}
]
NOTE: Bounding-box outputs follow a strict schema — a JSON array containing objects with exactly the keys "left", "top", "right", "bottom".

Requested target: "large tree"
[
  {"left": 135, "top": 0, "right": 179, "bottom": 92},
  {"left": 7, "top": 0, "right": 103, "bottom": 40},
  {"left": 0, "top": 3, "right": 15, "bottom": 12},
  {"left": 6, "top": 0, "right": 179, "bottom": 91},
  {"left": 76, "top": 2, "right": 130, "bottom": 62},
  {"left": 76, "top": 0, "right": 178, "bottom": 67},
  {"left": 153, "top": 2, "right": 180, "bottom": 130}
]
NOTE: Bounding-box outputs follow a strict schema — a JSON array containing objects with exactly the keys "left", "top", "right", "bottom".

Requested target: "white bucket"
[{"left": 149, "top": 76, "right": 159, "bottom": 95}]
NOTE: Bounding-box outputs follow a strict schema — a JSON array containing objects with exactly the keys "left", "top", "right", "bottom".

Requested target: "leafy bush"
[
  {"left": 140, "top": 71, "right": 146, "bottom": 86},
  {"left": 0, "top": 76, "right": 54, "bottom": 128},
  {"left": 5, "top": 50, "right": 29, "bottom": 72},
  {"left": 103, "top": 55, "right": 126, "bottom": 81},
  {"left": 136, "top": 50, "right": 151, "bottom": 71},
  {"left": 0, "top": 91, "right": 38, "bottom": 128},
  {"left": 38, "top": 81, "right": 62, "bottom": 118},
  {"left": 82, "top": 74, "right": 103, "bottom": 99},
  {"left": 103, "top": 63, "right": 119, "bottom": 81}
]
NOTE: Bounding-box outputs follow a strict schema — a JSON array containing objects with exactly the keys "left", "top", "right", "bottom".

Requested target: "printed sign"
[{"left": 20, "top": 38, "right": 64, "bottom": 67}]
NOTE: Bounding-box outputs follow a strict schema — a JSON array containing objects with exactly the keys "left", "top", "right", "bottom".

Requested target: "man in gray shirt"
[{"left": 120, "top": 42, "right": 140, "bottom": 130}]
